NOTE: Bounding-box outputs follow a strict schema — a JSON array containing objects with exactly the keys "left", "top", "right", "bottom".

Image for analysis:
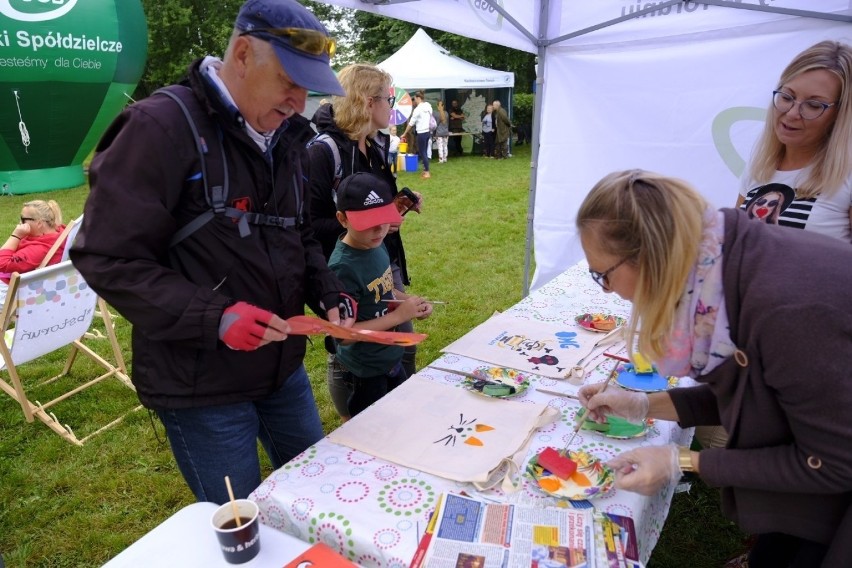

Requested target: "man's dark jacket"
[{"left": 71, "top": 59, "right": 342, "bottom": 409}]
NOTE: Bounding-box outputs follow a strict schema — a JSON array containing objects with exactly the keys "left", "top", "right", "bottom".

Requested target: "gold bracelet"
[{"left": 678, "top": 446, "right": 695, "bottom": 472}]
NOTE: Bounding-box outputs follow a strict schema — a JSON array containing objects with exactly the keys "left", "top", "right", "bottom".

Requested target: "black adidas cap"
[{"left": 336, "top": 172, "right": 402, "bottom": 231}]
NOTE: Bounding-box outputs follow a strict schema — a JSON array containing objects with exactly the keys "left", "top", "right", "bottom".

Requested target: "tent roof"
[{"left": 378, "top": 28, "right": 514, "bottom": 90}]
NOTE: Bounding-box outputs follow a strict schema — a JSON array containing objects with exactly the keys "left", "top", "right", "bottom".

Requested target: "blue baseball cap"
[{"left": 235, "top": 0, "right": 344, "bottom": 96}]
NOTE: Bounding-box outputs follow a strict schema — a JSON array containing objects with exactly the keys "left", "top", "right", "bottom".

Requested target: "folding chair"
[{"left": 0, "top": 260, "right": 139, "bottom": 446}]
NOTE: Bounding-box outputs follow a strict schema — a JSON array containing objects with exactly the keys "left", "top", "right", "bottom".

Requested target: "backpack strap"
[
  {"left": 154, "top": 86, "right": 296, "bottom": 247},
  {"left": 307, "top": 132, "right": 343, "bottom": 205}
]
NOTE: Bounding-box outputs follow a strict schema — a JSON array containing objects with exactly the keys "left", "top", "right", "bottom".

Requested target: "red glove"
[{"left": 218, "top": 301, "right": 274, "bottom": 351}]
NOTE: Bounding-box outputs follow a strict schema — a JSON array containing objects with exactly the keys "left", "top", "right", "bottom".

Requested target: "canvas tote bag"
[{"left": 327, "top": 375, "right": 559, "bottom": 492}]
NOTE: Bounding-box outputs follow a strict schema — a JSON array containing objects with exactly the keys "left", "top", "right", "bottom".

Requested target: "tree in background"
[{"left": 134, "top": 1, "right": 534, "bottom": 98}]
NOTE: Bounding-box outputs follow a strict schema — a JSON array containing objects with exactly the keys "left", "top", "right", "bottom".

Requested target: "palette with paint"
[
  {"left": 462, "top": 366, "right": 530, "bottom": 398},
  {"left": 616, "top": 363, "right": 672, "bottom": 392},
  {"left": 576, "top": 408, "right": 648, "bottom": 439},
  {"left": 575, "top": 312, "right": 627, "bottom": 333},
  {"left": 526, "top": 448, "right": 615, "bottom": 500}
]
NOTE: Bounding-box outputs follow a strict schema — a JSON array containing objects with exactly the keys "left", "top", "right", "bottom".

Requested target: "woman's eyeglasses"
[
  {"left": 373, "top": 94, "right": 396, "bottom": 107},
  {"left": 772, "top": 90, "right": 836, "bottom": 120},
  {"left": 589, "top": 256, "right": 631, "bottom": 291},
  {"left": 240, "top": 27, "right": 336, "bottom": 58},
  {"left": 20, "top": 217, "right": 35, "bottom": 223}
]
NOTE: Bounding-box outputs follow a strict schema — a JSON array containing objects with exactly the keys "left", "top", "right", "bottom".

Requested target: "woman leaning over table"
[
  {"left": 737, "top": 40, "right": 852, "bottom": 242},
  {"left": 0, "top": 200, "right": 65, "bottom": 304},
  {"left": 577, "top": 169, "right": 852, "bottom": 568}
]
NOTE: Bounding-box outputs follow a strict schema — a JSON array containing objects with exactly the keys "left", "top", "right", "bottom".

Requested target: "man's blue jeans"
[{"left": 155, "top": 365, "right": 324, "bottom": 504}]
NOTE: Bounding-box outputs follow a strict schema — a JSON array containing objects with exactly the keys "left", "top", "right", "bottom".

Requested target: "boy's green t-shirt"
[{"left": 328, "top": 240, "right": 403, "bottom": 377}]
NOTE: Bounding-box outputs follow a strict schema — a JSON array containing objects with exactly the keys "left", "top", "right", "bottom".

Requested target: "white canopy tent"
[
  {"left": 320, "top": 0, "right": 852, "bottom": 294},
  {"left": 378, "top": 27, "right": 515, "bottom": 90}
]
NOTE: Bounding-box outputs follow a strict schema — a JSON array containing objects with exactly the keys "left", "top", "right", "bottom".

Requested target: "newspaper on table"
[{"left": 412, "top": 493, "right": 642, "bottom": 568}]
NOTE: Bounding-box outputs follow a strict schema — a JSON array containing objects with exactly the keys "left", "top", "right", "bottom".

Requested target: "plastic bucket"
[
  {"left": 398, "top": 142, "right": 408, "bottom": 154},
  {"left": 405, "top": 154, "right": 418, "bottom": 172}
]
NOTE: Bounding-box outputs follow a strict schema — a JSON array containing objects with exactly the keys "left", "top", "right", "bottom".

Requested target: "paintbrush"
[
  {"left": 535, "top": 387, "right": 580, "bottom": 400},
  {"left": 565, "top": 363, "right": 620, "bottom": 448},
  {"left": 386, "top": 299, "right": 449, "bottom": 305}
]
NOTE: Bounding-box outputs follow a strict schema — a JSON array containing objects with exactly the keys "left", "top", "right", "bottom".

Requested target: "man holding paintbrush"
[{"left": 72, "top": 0, "right": 353, "bottom": 504}]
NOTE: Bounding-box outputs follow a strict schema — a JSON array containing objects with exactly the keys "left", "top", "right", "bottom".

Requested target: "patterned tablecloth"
[{"left": 250, "top": 261, "right": 693, "bottom": 567}]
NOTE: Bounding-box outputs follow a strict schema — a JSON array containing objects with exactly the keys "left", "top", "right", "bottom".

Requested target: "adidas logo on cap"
[{"left": 363, "top": 190, "right": 384, "bottom": 207}]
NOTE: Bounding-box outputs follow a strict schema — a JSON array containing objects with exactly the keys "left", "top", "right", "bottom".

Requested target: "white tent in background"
[
  {"left": 319, "top": 1, "right": 852, "bottom": 295},
  {"left": 378, "top": 28, "right": 514, "bottom": 90}
]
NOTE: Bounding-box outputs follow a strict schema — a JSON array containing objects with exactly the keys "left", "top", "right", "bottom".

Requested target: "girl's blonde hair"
[
  {"left": 332, "top": 63, "right": 393, "bottom": 139},
  {"left": 576, "top": 170, "right": 707, "bottom": 361},
  {"left": 22, "top": 199, "right": 62, "bottom": 229},
  {"left": 749, "top": 40, "right": 852, "bottom": 199}
]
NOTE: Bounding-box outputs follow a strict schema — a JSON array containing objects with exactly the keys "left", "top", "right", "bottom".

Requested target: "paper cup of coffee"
[{"left": 211, "top": 499, "right": 261, "bottom": 564}]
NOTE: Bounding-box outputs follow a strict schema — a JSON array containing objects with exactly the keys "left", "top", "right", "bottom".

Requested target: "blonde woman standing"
[{"left": 308, "top": 63, "right": 423, "bottom": 422}]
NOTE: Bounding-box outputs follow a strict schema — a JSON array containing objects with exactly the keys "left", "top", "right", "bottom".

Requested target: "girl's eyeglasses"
[{"left": 589, "top": 256, "right": 631, "bottom": 291}]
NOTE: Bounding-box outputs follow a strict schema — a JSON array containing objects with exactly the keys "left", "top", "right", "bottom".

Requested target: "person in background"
[
  {"left": 481, "top": 103, "right": 495, "bottom": 158},
  {"left": 388, "top": 125, "right": 401, "bottom": 176},
  {"left": 308, "top": 63, "right": 422, "bottom": 422},
  {"left": 71, "top": 0, "right": 353, "bottom": 504},
  {"left": 493, "top": 100, "right": 512, "bottom": 159},
  {"left": 448, "top": 99, "right": 465, "bottom": 156},
  {"left": 329, "top": 172, "right": 432, "bottom": 417},
  {"left": 0, "top": 200, "right": 65, "bottom": 304},
  {"left": 402, "top": 91, "right": 433, "bottom": 179},
  {"left": 737, "top": 40, "right": 852, "bottom": 243},
  {"left": 577, "top": 169, "right": 852, "bottom": 568},
  {"left": 693, "top": 41, "right": 852, "bottom": 455},
  {"left": 433, "top": 101, "right": 450, "bottom": 163}
]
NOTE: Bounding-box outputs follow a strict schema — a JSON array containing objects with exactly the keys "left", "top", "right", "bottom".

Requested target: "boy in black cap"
[{"left": 329, "top": 173, "right": 433, "bottom": 417}]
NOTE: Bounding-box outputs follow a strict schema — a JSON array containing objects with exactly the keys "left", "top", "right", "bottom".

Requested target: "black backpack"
[{"left": 154, "top": 85, "right": 298, "bottom": 247}]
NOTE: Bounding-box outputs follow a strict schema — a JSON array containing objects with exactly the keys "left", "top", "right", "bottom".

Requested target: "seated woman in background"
[
  {"left": 0, "top": 200, "right": 65, "bottom": 303},
  {"left": 578, "top": 170, "right": 852, "bottom": 568}
]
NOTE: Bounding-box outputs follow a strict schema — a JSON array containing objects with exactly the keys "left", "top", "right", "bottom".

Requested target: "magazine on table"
[{"left": 410, "top": 492, "right": 642, "bottom": 568}]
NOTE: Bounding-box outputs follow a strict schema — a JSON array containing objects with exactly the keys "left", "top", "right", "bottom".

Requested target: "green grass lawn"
[{"left": 0, "top": 144, "right": 746, "bottom": 567}]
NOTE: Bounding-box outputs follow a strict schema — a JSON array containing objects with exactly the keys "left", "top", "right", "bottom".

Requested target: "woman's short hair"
[
  {"left": 332, "top": 63, "right": 393, "bottom": 139},
  {"left": 23, "top": 199, "right": 62, "bottom": 229},
  {"left": 576, "top": 169, "right": 707, "bottom": 360},
  {"left": 750, "top": 40, "right": 852, "bottom": 199}
]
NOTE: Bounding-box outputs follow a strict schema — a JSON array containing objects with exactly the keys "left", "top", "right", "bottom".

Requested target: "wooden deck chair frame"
[{"left": 0, "top": 260, "right": 139, "bottom": 446}]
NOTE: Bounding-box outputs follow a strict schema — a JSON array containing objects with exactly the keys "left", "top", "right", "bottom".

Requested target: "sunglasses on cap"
[{"left": 240, "top": 27, "right": 336, "bottom": 57}]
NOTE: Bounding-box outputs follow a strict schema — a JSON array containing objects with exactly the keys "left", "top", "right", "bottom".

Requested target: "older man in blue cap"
[{"left": 72, "top": 0, "right": 354, "bottom": 504}]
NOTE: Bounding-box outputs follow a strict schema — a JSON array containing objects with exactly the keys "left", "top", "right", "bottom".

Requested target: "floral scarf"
[{"left": 655, "top": 209, "right": 736, "bottom": 378}]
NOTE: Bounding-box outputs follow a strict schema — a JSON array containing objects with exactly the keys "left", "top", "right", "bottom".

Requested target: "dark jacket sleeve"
[
  {"left": 668, "top": 383, "right": 720, "bottom": 427},
  {"left": 70, "top": 106, "right": 229, "bottom": 349},
  {"left": 306, "top": 142, "right": 345, "bottom": 260},
  {"left": 700, "top": 304, "right": 852, "bottom": 494}
]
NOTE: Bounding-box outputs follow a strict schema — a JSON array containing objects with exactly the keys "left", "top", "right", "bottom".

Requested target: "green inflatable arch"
[{"left": 0, "top": 0, "right": 147, "bottom": 194}]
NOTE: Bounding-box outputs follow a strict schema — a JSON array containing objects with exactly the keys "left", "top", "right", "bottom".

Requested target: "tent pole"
[
  {"left": 522, "top": 0, "right": 550, "bottom": 297},
  {"left": 700, "top": 0, "right": 852, "bottom": 23}
]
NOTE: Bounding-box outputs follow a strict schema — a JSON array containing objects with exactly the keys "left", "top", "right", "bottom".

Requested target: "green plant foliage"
[{"left": 513, "top": 93, "right": 534, "bottom": 126}]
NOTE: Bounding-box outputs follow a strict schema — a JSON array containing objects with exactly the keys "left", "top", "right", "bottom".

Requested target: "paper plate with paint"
[
  {"left": 616, "top": 364, "right": 671, "bottom": 392},
  {"left": 576, "top": 408, "right": 648, "bottom": 439},
  {"left": 575, "top": 312, "right": 626, "bottom": 333},
  {"left": 462, "top": 366, "right": 530, "bottom": 398},
  {"left": 526, "top": 449, "right": 614, "bottom": 500}
]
